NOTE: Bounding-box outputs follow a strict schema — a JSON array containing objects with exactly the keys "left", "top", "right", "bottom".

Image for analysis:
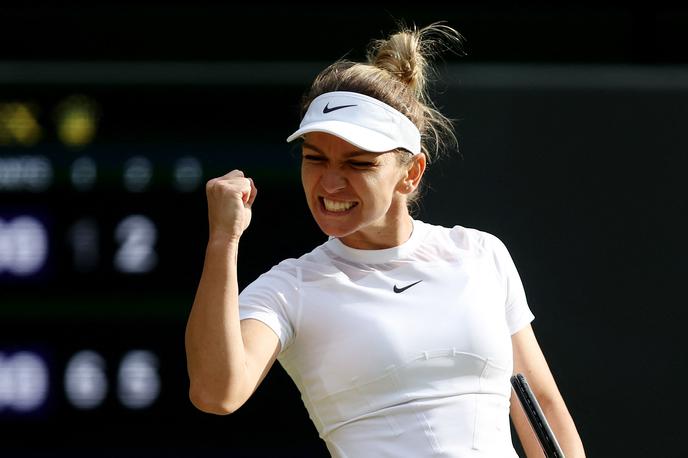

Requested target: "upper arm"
[
  {"left": 236, "top": 268, "right": 296, "bottom": 404},
  {"left": 240, "top": 318, "right": 282, "bottom": 397}
]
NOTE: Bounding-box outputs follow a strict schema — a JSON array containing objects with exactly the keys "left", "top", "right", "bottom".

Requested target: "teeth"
[{"left": 323, "top": 198, "right": 355, "bottom": 212}]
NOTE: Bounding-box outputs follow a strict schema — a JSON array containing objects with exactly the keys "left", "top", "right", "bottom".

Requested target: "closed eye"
[
  {"left": 349, "top": 161, "right": 376, "bottom": 168},
  {"left": 303, "top": 154, "right": 326, "bottom": 162}
]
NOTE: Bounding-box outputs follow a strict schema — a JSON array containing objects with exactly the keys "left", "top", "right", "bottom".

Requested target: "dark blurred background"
[{"left": 1, "top": 3, "right": 686, "bottom": 457}]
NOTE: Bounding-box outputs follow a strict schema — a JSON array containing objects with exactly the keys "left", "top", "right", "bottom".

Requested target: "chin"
[
  {"left": 317, "top": 223, "right": 349, "bottom": 238},
  {"left": 314, "top": 218, "right": 356, "bottom": 239}
]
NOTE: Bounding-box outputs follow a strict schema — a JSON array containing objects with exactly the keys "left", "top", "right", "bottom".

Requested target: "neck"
[{"left": 339, "top": 211, "right": 414, "bottom": 250}]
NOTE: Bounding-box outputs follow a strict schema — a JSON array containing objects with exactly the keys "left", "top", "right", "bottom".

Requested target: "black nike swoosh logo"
[
  {"left": 393, "top": 280, "right": 423, "bottom": 293},
  {"left": 323, "top": 103, "right": 357, "bottom": 114}
]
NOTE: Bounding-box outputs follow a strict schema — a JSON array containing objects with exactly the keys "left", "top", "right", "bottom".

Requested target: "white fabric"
[
  {"left": 239, "top": 220, "right": 535, "bottom": 457},
  {"left": 286, "top": 91, "right": 422, "bottom": 154}
]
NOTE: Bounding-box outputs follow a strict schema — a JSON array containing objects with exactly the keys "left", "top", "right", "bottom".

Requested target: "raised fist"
[{"left": 205, "top": 169, "right": 257, "bottom": 241}]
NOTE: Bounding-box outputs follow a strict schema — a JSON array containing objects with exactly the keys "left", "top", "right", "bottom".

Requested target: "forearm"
[
  {"left": 511, "top": 327, "right": 586, "bottom": 457},
  {"left": 511, "top": 390, "right": 545, "bottom": 457},
  {"left": 539, "top": 395, "right": 585, "bottom": 457},
  {"left": 185, "top": 234, "right": 248, "bottom": 413},
  {"left": 511, "top": 389, "right": 585, "bottom": 458}
]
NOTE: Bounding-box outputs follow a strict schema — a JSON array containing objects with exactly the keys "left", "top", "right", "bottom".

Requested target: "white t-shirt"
[{"left": 239, "top": 220, "right": 535, "bottom": 457}]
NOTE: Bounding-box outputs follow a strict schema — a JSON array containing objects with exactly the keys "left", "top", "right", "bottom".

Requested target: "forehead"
[
  {"left": 303, "top": 132, "right": 363, "bottom": 151},
  {"left": 302, "top": 132, "right": 387, "bottom": 159}
]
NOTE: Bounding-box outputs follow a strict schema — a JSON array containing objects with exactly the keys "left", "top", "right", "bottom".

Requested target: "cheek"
[
  {"left": 374, "top": 169, "right": 404, "bottom": 195},
  {"left": 301, "top": 166, "right": 314, "bottom": 192},
  {"left": 358, "top": 173, "right": 400, "bottom": 209},
  {"left": 301, "top": 167, "right": 322, "bottom": 210}
]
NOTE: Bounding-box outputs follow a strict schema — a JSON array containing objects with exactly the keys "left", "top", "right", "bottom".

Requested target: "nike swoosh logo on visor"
[
  {"left": 393, "top": 280, "right": 423, "bottom": 293},
  {"left": 323, "top": 103, "right": 357, "bottom": 114}
]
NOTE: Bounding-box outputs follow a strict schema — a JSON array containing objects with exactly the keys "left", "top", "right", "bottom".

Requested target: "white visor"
[{"left": 286, "top": 91, "right": 421, "bottom": 154}]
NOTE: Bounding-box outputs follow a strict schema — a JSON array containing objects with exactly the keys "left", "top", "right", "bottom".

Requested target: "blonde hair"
[{"left": 299, "top": 22, "right": 464, "bottom": 164}]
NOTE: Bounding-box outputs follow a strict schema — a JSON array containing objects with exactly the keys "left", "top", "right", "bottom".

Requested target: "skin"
[
  {"left": 300, "top": 131, "right": 424, "bottom": 249},
  {"left": 511, "top": 325, "right": 586, "bottom": 457},
  {"left": 185, "top": 131, "right": 585, "bottom": 456}
]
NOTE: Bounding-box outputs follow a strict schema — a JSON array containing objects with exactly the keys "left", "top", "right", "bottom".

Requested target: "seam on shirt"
[
  {"left": 472, "top": 357, "right": 491, "bottom": 450},
  {"left": 294, "top": 265, "right": 303, "bottom": 341},
  {"left": 325, "top": 439, "right": 347, "bottom": 458},
  {"left": 392, "top": 367, "right": 444, "bottom": 455},
  {"left": 286, "top": 266, "right": 327, "bottom": 435},
  {"left": 292, "top": 364, "right": 325, "bottom": 436},
  {"left": 352, "top": 372, "right": 404, "bottom": 438}
]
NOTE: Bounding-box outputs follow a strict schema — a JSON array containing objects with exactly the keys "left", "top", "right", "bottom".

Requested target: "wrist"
[{"left": 208, "top": 230, "right": 241, "bottom": 248}]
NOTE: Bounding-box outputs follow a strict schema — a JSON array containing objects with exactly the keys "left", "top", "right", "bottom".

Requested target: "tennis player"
[{"left": 185, "top": 22, "right": 585, "bottom": 457}]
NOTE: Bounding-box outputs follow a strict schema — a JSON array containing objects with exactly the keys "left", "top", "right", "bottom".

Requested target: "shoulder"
[
  {"left": 417, "top": 220, "right": 506, "bottom": 256},
  {"left": 443, "top": 225, "right": 521, "bottom": 280},
  {"left": 242, "top": 239, "right": 333, "bottom": 292}
]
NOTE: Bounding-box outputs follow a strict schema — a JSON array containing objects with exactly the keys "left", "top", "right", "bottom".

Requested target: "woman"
[{"left": 185, "top": 23, "right": 585, "bottom": 457}]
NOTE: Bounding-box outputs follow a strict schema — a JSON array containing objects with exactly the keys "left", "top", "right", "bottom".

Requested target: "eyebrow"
[{"left": 302, "top": 142, "right": 376, "bottom": 159}]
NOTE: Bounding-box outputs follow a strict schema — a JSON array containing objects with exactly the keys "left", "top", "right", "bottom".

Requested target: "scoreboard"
[{"left": 0, "top": 63, "right": 330, "bottom": 456}]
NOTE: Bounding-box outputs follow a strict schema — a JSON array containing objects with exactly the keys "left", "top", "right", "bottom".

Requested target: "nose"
[{"left": 320, "top": 169, "right": 347, "bottom": 194}]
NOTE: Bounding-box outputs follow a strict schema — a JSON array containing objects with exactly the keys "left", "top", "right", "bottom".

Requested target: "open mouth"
[{"left": 320, "top": 197, "right": 358, "bottom": 213}]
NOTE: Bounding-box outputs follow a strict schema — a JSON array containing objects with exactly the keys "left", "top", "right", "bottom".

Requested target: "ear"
[{"left": 398, "top": 153, "right": 427, "bottom": 194}]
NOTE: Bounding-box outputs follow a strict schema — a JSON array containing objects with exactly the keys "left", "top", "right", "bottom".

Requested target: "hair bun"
[
  {"left": 369, "top": 31, "right": 426, "bottom": 95},
  {"left": 368, "top": 23, "right": 464, "bottom": 96}
]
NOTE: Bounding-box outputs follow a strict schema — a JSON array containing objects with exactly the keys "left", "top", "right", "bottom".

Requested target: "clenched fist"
[{"left": 205, "top": 170, "right": 257, "bottom": 241}]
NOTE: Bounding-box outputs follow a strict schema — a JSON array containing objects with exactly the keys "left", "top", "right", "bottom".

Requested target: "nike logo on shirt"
[
  {"left": 393, "top": 280, "right": 423, "bottom": 293},
  {"left": 323, "top": 103, "right": 357, "bottom": 113}
]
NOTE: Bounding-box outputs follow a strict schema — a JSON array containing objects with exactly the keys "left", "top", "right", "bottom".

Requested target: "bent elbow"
[{"left": 188, "top": 386, "right": 245, "bottom": 415}]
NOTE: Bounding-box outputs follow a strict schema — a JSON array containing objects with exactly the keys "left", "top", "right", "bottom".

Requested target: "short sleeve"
[
  {"left": 238, "top": 265, "right": 299, "bottom": 352},
  {"left": 486, "top": 234, "right": 535, "bottom": 335}
]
